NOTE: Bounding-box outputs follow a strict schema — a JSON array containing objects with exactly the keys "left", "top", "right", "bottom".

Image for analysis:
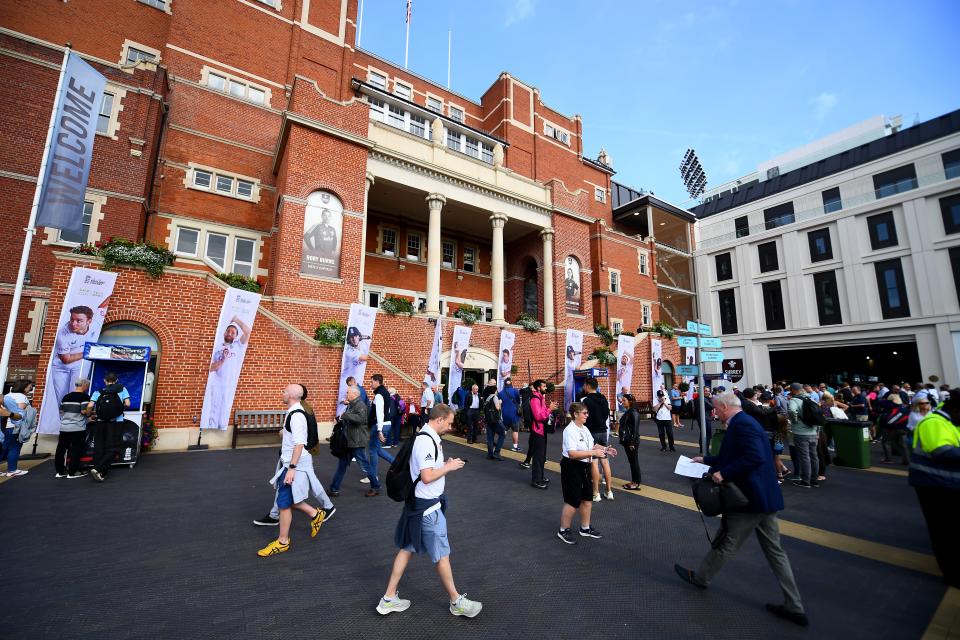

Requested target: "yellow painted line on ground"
[
  {"left": 637, "top": 434, "right": 909, "bottom": 478},
  {"left": 924, "top": 587, "right": 960, "bottom": 639},
  {"left": 448, "top": 435, "right": 938, "bottom": 577}
]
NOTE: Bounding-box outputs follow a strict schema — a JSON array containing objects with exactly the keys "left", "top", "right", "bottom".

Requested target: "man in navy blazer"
[{"left": 674, "top": 391, "right": 808, "bottom": 627}]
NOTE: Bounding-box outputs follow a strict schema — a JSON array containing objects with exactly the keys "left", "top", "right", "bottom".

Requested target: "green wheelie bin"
[{"left": 829, "top": 418, "right": 871, "bottom": 469}]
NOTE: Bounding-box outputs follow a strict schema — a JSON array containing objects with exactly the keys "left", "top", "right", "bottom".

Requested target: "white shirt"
[
  {"left": 212, "top": 340, "right": 247, "bottom": 383},
  {"left": 280, "top": 402, "right": 310, "bottom": 465},
  {"left": 421, "top": 388, "right": 434, "bottom": 409},
  {"left": 410, "top": 425, "right": 444, "bottom": 510},
  {"left": 469, "top": 393, "right": 480, "bottom": 409},
  {"left": 373, "top": 392, "right": 386, "bottom": 430},
  {"left": 562, "top": 422, "right": 594, "bottom": 463},
  {"left": 53, "top": 324, "right": 93, "bottom": 371},
  {"left": 655, "top": 400, "right": 672, "bottom": 420}
]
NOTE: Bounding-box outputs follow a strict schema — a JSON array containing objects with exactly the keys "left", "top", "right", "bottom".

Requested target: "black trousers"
[
  {"left": 915, "top": 486, "right": 960, "bottom": 588},
  {"left": 529, "top": 432, "right": 547, "bottom": 484},
  {"left": 55, "top": 430, "right": 87, "bottom": 475},
  {"left": 522, "top": 424, "right": 534, "bottom": 464},
  {"left": 93, "top": 421, "right": 122, "bottom": 475},
  {"left": 465, "top": 409, "right": 481, "bottom": 442},
  {"left": 655, "top": 419, "right": 675, "bottom": 449},
  {"left": 624, "top": 444, "right": 641, "bottom": 484}
]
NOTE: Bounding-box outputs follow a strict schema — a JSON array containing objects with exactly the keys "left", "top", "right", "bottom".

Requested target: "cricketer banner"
[
  {"left": 424, "top": 317, "right": 444, "bottom": 387},
  {"left": 200, "top": 287, "right": 261, "bottom": 429},
  {"left": 563, "top": 329, "right": 583, "bottom": 411},
  {"left": 336, "top": 303, "right": 377, "bottom": 416},
  {"left": 38, "top": 267, "right": 116, "bottom": 434},
  {"left": 496, "top": 329, "right": 515, "bottom": 391},
  {"left": 615, "top": 334, "right": 636, "bottom": 397},
  {"left": 684, "top": 346, "right": 696, "bottom": 401},
  {"left": 448, "top": 324, "right": 472, "bottom": 408}
]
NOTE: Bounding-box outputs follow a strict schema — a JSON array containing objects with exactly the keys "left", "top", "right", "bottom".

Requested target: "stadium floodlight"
[{"left": 679, "top": 148, "right": 707, "bottom": 200}]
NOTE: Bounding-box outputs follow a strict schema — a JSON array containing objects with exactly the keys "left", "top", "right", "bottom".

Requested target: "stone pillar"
[
  {"left": 540, "top": 227, "right": 555, "bottom": 329},
  {"left": 425, "top": 193, "right": 446, "bottom": 317},
  {"left": 490, "top": 213, "right": 508, "bottom": 323},
  {"left": 358, "top": 172, "right": 375, "bottom": 303}
]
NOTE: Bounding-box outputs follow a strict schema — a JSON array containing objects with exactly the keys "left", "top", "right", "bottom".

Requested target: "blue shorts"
[
  {"left": 404, "top": 509, "right": 451, "bottom": 563},
  {"left": 275, "top": 469, "right": 294, "bottom": 509}
]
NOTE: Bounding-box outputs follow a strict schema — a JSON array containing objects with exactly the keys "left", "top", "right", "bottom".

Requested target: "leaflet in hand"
[{"left": 674, "top": 455, "right": 711, "bottom": 478}]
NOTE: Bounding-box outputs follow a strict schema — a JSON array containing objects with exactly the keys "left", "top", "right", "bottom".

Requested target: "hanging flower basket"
[
  {"left": 454, "top": 304, "right": 481, "bottom": 325},
  {"left": 594, "top": 324, "right": 614, "bottom": 346},
  {"left": 380, "top": 295, "right": 415, "bottom": 316},
  {"left": 73, "top": 239, "right": 174, "bottom": 279},
  {"left": 590, "top": 347, "right": 617, "bottom": 366},
  {"left": 216, "top": 272, "right": 261, "bottom": 292},
  {"left": 652, "top": 321, "right": 675, "bottom": 340},
  {"left": 314, "top": 320, "right": 346, "bottom": 345},
  {"left": 516, "top": 312, "right": 542, "bottom": 332}
]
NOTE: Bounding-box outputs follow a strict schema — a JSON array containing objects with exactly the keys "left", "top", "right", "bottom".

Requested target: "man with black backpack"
[
  {"left": 87, "top": 373, "right": 130, "bottom": 483},
  {"left": 787, "top": 382, "right": 822, "bottom": 488}
]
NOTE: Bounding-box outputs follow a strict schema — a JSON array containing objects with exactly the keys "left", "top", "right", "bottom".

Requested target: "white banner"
[
  {"left": 200, "top": 287, "right": 261, "bottom": 430},
  {"left": 38, "top": 267, "right": 116, "bottom": 434},
  {"left": 651, "top": 338, "right": 664, "bottom": 401},
  {"left": 616, "top": 334, "right": 636, "bottom": 397},
  {"left": 424, "top": 317, "right": 443, "bottom": 387},
  {"left": 684, "top": 346, "right": 696, "bottom": 401},
  {"left": 448, "top": 324, "right": 472, "bottom": 408},
  {"left": 563, "top": 329, "right": 583, "bottom": 411},
  {"left": 497, "top": 329, "right": 515, "bottom": 391},
  {"left": 336, "top": 303, "right": 377, "bottom": 417}
]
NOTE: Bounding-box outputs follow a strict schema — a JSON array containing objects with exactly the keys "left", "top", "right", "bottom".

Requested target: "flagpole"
[
  {"left": 404, "top": 16, "right": 410, "bottom": 68},
  {"left": 447, "top": 30, "right": 451, "bottom": 88},
  {"left": 0, "top": 45, "right": 72, "bottom": 386},
  {"left": 356, "top": 0, "right": 364, "bottom": 48}
]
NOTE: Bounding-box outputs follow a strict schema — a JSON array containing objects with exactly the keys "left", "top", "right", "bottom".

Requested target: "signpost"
[
  {"left": 676, "top": 364, "right": 699, "bottom": 376},
  {"left": 700, "top": 351, "right": 725, "bottom": 362},
  {"left": 677, "top": 336, "right": 698, "bottom": 348},
  {"left": 699, "top": 337, "right": 722, "bottom": 349},
  {"left": 682, "top": 320, "right": 721, "bottom": 455}
]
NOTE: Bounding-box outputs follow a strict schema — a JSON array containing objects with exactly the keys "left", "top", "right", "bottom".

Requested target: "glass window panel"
[
  {"left": 215, "top": 175, "right": 234, "bottom": 194},
  {"left": 944, "top": 149, "right": 960, "bottom": 180},
  {"left": 446, "top": 129, "right": 461, "bottom": 152},
  {"left": 449, "top": 107, "right": 463, "bottom": 123},
  {"left": 236, "top": 180, "right": 254, "bottom": 199},
  {"left": 97, "top": 92, "right": 114, "bottom": 134},
  {"left": 394, "top": 83, "right": 411, "bottom": 99},
  {"left": 463, "top": 246, "right": 476, "bottom": 272},
  {"left": 233, "top": 238, "right": 255, "bottom": 276},
  {"left": 427, "top": 97, "right": 442, "bottom": 112},
  {"left": 205, "top": 233, "right": 227, "bottom": 268},
  {"left": 126, "top": 47, "right": 155, "bottom": 65},
  {"left": 822, "top": 187, "right": 842, "bottom": 213},
  {"left": 176, "top": 227, "right": 199, "bottom": 255},
  {"left": 442, "top": 241, "right": 454, "bottom": 267},
  {"left": 465, "top": 137, "right": 479, "bottom": 158},
  {"left": 382, "top": 229, "right": 396, "bottom": 255},
  {"left": 208, "top": 73, "right": 226, "bottom": 91},
  {"left": 481, "top": 143, "right": 494, "bottom": 164},
  {"left": 368, "top": 72, "right": 386, "bottom": 89},
  {"left": 940, "top": 194, "right": 960, "bottom": 234},
  {"left": 193, "top": 170, "right": 212, "bottom": 188},
  {"left": 409, "top": 114, "right": 425, "bottom": 137},
  {"left": 407, "top": 233, "right": 421, "bottom": 260},
  {"left": 229, "top": 80, "right": 246, "bottom": 98},
  {"left": 59, "top": 201, "right": 93, "bottom": 244},
  {"left": 247, "top": 87, "right": 265, "bottom": 104},
  {"left": 387, "top": 104, "right": 404, "bottom": 128}
]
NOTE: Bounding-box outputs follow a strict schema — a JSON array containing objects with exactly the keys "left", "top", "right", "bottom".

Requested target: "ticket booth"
[{"left": 573, "top": 367, "right": 610, "bottom": 402}]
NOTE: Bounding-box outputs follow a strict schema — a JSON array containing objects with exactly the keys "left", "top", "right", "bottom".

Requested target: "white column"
[
  {"left": 358, "top": 172, "right": 374, "bottom": 303},
  {"left": 425, "top": 193, "right": 446, "bottom": 317},
  {"left": 490, "top": 213, "right": 507, "bottom": 323},
  {"left": 541, "top": 227, "right": 555, "bottom": 329}
]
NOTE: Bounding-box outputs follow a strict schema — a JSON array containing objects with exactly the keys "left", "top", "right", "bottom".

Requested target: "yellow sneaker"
[
  {"left": 310, "top": 509, "right": 325, "bottom": 538},
  {"left": 257, "top": 539, "right": 290, "bottom": 557}
]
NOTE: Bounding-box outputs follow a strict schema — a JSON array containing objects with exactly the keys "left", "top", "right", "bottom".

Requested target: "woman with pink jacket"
[{"left": 529, "top": 380, "right": 557, "bottom": 489}]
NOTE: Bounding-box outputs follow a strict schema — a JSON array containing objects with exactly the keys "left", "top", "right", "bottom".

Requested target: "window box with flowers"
[
  {"left": 516, "top": 312, "right": 542, "bottom": 332},
  {"left": 216, "top": 272, "right": 261, "bottom": 292},
  {"left": 314, "top": 321, "right": 347, "bottom": 346},
  {"left": 72, "top": 238, "right": 175, "bottom": 278},
  {"left": 589, "top": 347, "right": 617, "bottom": 366},
  {"left": 454, "top": 304, "right": 482, "bottom": 325},
  {"left": 380, "top": 295, "right": 416, "bottom": 316},
  {"left": 594, "top": 324, "right": 614, "bottom": 346}
]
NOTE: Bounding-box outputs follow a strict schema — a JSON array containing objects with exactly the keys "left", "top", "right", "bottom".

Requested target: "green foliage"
[
  {"left": 590, "top": 347, "right": 617, "bottom": 366},
  {"left": 594, "top": 324, "right": 614, "bottom": 346},
  {"left": 652, "top": 321, "right": 675, "bottom": 340},
  {"left": 544, "top": 381, "right": 556, "bottom": 394},
  {"left": 454, "top": 304, "right": 482, "bottom": 325},
  {"left": 314, "top": 320, "right": 346, "bottom": 345},
  {"left": 380, "top": 295, "right": 415, "bottom": 316},
  {"left": 216, "top": 272, "right": 261, "bottom": 292},
  {"left": 618, "top": 330, "right": 635, "bottom": 337},
  {"left": 516, "top": 312, "right": 542, "bottom": 332},
  {"left": 73, "top": 239, "right": 175, "bottom": 279},
  {"left": 679, "top": 382, "right": 690, "bottom": 393}
]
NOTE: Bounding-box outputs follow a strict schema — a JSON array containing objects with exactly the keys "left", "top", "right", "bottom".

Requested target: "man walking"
[
  {"left": 368, "top": 374, "right": 396, "bottom": 487},
  {"left": 484, "top": 382, "right": 505, "bottom": 460},
  {"left": 376, "top": 404, "right": 482, "bottom": 618},
  {"left": 674, "top": 392, "right": 807, "bottom": 627},
  {"left": 464, "top": 384, "right": 482, "bottom": 444},
  {"left": 420, "top": 381, "right": 435, "bottom": 423},
  {"left": 55, "top": 378, "right": 91, "bottom": 479},
  {"left": 580, "top": 378, "right": 613, "bottom": 500},
  {"left": 329, "top": 386, "right": 380, "bottom": 497},
  {"left": 87, "top": 373, "right": 130, "bottom": 483},
  {"left": 787, "top": 382, "right": 819, "bottom": 488},
  {"left": 499, "top": 377, "right": 522, "bottom": 453}
]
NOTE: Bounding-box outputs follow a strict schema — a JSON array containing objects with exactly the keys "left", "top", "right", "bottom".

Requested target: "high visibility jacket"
[{"left": 909, "top": 409, "right": 960, "bottom": 489}]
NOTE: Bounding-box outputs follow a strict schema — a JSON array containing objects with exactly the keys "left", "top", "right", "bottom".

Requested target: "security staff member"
[{"left": 909, "top": 388, "right": 960, "bottom": 588}]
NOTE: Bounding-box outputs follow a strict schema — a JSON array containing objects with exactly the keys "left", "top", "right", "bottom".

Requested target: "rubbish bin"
[
  {"left": 709, "top": 428, "right": 725, "bottom": 457},
  {"left": 829, "top": 419, "right": 871, "bottom": 469}
]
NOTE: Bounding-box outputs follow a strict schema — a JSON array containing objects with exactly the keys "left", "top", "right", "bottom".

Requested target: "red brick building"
[{"left": 0, "top": 0, "right": 692, "bottom": 449}]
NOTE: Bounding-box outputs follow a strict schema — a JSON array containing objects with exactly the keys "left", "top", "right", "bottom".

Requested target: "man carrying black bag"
[
  {"left": 86, "top": 373, "right": 130, "bottom": 483},
  {"left": 674, "top": 391, "right": 808, "bottom": 627}
]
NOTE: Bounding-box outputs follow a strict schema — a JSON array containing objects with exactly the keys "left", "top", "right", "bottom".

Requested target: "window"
[
  {"left": 484, "top": 307, "right": 493, "bottom": 322},
  {"left": 236, "top": 180, "right": 254, "bottom": 199},
  {"left": 189, "top": 166, "right": 259, "bottom": 201},
  {"left": 611, "top": 319, "right": 623, "bottom": 335},
  {"left": 449, "top": 106, "right": 464, "bottom": 123},
  {"left": 442, "top": 240, "right": 455, "bottom": 268},
  {"left": 203, "top": 68, "right": 269, "bottom": 105},
  {"left": 873, "top": 164, "right": 918, "bottom": 199},
  {"left": 715, "top": 252, "right": 733, "bottom": 281},
  {"left": 409, "top": 113, "right": 426, "bottom": 137},
  {"left": 215, "top": 175, "right": 234, "bottom": 194},
  {"left": 387, "top": 103, "right": 404, "bottom": 128},
  {"left": 207, "top": 73, "right": 225, "bottom": 91},
  {"left": 757, "top": 242, "right": 779, "bottom": 273},
  {"left": 609, "top": 270, "right": 621, "bottom": 294},
  {"left": 641, "top": 304, "right": 652, "bottom": 327},
  {"left": 192, "top": 170, "right": 211, "bottom": 189},
  {"left": 950, "top": 247, "right": 960, "bottom": 306},
  {"left": 763, "top": 202, "right": 795, "bottom": 230},
  {"left": 175, "top": 227, "right": 200, "bottom": 256},
  {"left": 24, "top": 298, "right": 48, "bottom": 354},
  {"left": 96, "top": 92, "right": 115, "bottom": 135},
  {"left": 822, "top": 187, "right": 842, "bottom": 213},
  {"left": 58, "top": 201, "right": 93, "bottom": 245},
  {"left": 368, "top": 71, "right": 387, "bottom": 89},
  {"left": 761, "top": 281, "right": 785, "bottom": 331},
  {"left": 394, "top": 82, "right": 412, "bottom": 100},
  {"left": 255, "top": 0, "right": 280, "bottom": 7},
  {"left": 813, "top": 271, "right": 842, "bottom": 325},
  {"left": 718, "top": 289, "right": 738, "bottom": 335},
  {"left": 465, "top": 137, "right": 479, "bottom": 158},
  {"left": 406, "top": 232, "right": 422, "bottom": 261},
  {"left": 426, "top": 96, "right": 442, "bottom": 113},
  {"left": 944, "top": 149, "right": 960, "bottom": 180},
  {"left": 233, "top": 238, "right": 256, "bottom": 277},
  {"left": 874, "top": 259, "right": 910, "bottom": 319},
  {"left": 638, "top": 251, "right": 649, "bottom": 275},
  {"left": 205, "top": 232, "right": 227, "bottom": 269},
  {"left": 463, "top": 246, "right": 476, "bottom": 273},
  {"left": 247, "top": 86, "right": 266, "bottom": 104},
  {"left": 544, "top": 123, "right": 570, "bottom": 145},
  {"left": 125, "top": 46, "right": 157, "bottom": 66},
  {"left": 381, "top": 228, "right": 397, "bottom": 256},
  {"left": 867, "top": 212, "right": 898, "bottom": 250},
  {"left": 367, "top": 96, "right": 386, "bottom": 121},
  {"left": 366, "top": 290, "right": 381, "bottom": 308},
  {"left": 595, "top": 187, "right": 606, "bottom": 203},
  {"left": 735, "top": 215, "right": 749, "bottom": 239},
  {"left": 446, "top": 129, "right": 461, "bottom": 152},
  {"left": 137, "top": 0, "right": 169, "bottom": 10},
  {"left": 940, "top": 194, "right": 960, "bottom": 234},
  {"left": 481, "top": 143, "right": 494, "bottom": 164},
  {"left": 807, "top": 228, "right": 833, "bottom": 262}
]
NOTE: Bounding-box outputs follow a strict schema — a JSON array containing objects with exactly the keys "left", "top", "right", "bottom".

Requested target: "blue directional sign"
[
  {"left": 700, "top": 351, "right": 725, "bottom": 362},
  {"left": 697, "top": 323, "right": 713, "bottom": 336},
  {"left": 685, "top": 320, "right": 699, "bottom": 333},
  {"left": 676, "top": 364, "right": 699, "bottom": 376},
  {"left": 699, "top": 337, "right": 722, "bottom": 349},
  {"left": 677, "top": 336, "right": 698, "bottom": 348}
]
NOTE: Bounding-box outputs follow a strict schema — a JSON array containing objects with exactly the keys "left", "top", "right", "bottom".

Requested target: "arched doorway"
[
  {"left": 100, "top": 322, "right": 161, "bottom": 417},
  {"left": 662, "top": 360, "right": 675, "bottom": 393},
  {"left": 523, "top": 258, "right": 539, "bottom": 318}
]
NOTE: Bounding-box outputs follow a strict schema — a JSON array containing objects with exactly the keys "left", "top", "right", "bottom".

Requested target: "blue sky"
[{"left": 357, "top": 0, "right": 960, "bottom": 206}]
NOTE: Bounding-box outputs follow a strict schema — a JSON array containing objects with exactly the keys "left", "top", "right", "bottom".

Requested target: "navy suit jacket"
[{"left": 704, "top": 410, "right": 784, "bottom": 513}]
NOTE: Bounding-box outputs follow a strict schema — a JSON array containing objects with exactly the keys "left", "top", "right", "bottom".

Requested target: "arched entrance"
[
  {"left": 523, "top": 258, "right": 539, "bottom": 319},
  {"left": 440, "top": 346, "right": 499, "bottom": 401},
  {"left": 100, "top": 322, "right": 160, "bottom": 417},
  {"left": 662, "top": 360, "right": 675, "bottom": 393}
]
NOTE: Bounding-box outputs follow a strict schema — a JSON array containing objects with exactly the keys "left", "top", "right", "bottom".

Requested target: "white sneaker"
[
  {"left": 592, "top": 493, "right": 601, "bottom": 502},
  {"left": 605, "top": 490, "right": 614, "bottom": 501},
  {"left": 361, "top": 477, "right": 370, "bottom": 484},
  {"left": 376, "top": 593, "right": 411, "bottom": 615},
  {"left": 6, "top": 469, "right": 28, "bottom": 478},
  {"left": 55, "top": 473, "right": 69, "bottom": 478},
  {"left": 450, "top": 594, "right": 482, "bottom": 618}
]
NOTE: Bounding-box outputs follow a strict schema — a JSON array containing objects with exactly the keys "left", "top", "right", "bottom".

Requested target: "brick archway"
[{"left": 103, "top": 307, "right": 177, "bottom": 353}]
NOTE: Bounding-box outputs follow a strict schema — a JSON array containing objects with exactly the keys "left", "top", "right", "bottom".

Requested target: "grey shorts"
[{"left": 404, "top": 509, "right": 451, "bottom": 563}]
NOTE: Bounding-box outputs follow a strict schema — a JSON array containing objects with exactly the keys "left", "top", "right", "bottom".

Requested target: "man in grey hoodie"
[{"left": 787, "top": 382, "right": 819, "bottom": 488}]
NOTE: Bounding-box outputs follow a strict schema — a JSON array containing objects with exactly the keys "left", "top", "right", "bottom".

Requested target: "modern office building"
[{"left": 691, "top": 110, "right": 960, "bottom": 388}]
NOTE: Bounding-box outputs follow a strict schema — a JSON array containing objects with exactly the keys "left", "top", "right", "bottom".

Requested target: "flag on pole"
[{"left": 406, "top": 0, "right": 412, "bottom": 23}]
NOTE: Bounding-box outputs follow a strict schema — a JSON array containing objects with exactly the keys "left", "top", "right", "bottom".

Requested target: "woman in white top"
[{"left": 557, "top": 402, "right": 617, "bottom": 545}]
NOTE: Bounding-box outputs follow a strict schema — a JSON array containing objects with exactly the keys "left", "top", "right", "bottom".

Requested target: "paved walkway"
[{"left": 0, "top": 421, "right": 952, "bottom": 639}]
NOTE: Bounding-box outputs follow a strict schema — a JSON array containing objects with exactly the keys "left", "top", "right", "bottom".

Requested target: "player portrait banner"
[
  {"left": 200, "top": 287, "right": 261, "bottom": 430},
  {"left": 336, "top": 303, "right": 376, "bottom": 416},
  {"left": 38, "top": 267, "right": 116, "bottom": 434},
  {"left": 684, "top": 346, "right": 696, "bottom": 401},
  {"left": 562, "top": 328, "right": 583, "bottom": 411},
  {"left": 496, "top": 329, "right": 515, "bottom": 391},
  {"left": 615, "top": 334, "right": 636, "bottom": 397},
  {"left": 300, "top": 190, "right": 344, "bottom": 279},
  {"left": 651, "top": 338, "right": 664, "bottom": 400},
  {"left": 424, "top": 317, "right": 443, "bottom": 387},
  {"left": 448, "top": 324, "right": 472, "bottom": 408}
]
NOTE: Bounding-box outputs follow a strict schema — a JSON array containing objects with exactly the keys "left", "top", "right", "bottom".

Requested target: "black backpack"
[
  {"left": 386, "top": 431, "right": 438, "bottom": 502},
  {"left": 284, "top": 409, "right": 319, "bottom": 454},
  {"left": 800, "top": 397, "right": 826, "bottom": 427},
  {"left": 95, "top": 384, "right": 125, "bottom": 421},
  {"left": 329, "top": 418, "right": 349, "bottom": 459},
  {"left": 483, "top": 394, "right": 500, "bottom": 426},
  {"left": 520, "top": 387, "right": 533, "bottom": 425}
]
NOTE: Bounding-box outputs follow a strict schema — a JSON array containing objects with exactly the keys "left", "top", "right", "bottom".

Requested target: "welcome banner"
[
  {"left": 38, "top": 267, "right": 116, "bottom": 434},
  {"left": 615, "top": 334, "right": 636, "bottom": 397},
  {"left": 424, "top": 317, "right": 443, "bottom": 387},
  {"left": 563, "top": 329, "right": 583, "bottom": 411},
  {"left": 200, "top": 287, "right": 261, "bottom": 430},
  {"left": 496, "top": 329, "right": 515, "bottom": 391},
  {"left": 448, "top": 324, "right": 472, "bottom": 408},
  {"left": 336, "top": 303, "right": 377, "bottom": 416},
  {"left": 651, "top": 338, "right": 664, "bottom": 401}
]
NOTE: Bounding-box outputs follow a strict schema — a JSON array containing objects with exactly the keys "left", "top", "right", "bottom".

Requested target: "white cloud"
[
  {"left": 505, "top": 0, "right": 535, "bottom": 26},
  {"left": 811, "top": 92, "right": 838, "bottom": 121}
]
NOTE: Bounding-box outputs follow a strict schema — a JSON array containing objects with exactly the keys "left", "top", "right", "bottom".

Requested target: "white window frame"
[
  {"left": 94, "top": 84, "right": 126, "bottom": 140},
  {"left": 543, "top": 121, "right": 570, "bottom": 145},
  {"left": 611, "top": 318, "right": 623, "bottom": 336},
  {"left": 595, "top": 187, "right": 606, "bottom": 203},
  {"left": 136, "top": 0, "right": 172, "bottom": 13},
  {"left": 445, "top": 129, "right": 493, "bottom": 163},
  {"left": 166, "top": 219, "right": 262, "bottom": 276},
  {"left": 406, "top": 231, "right": 423, "bottom": 262},
  {"left": 120, "top": 40, "right": 160, "bottom": 73},
  {"left": 232, "top": 237, "right": 257, "bottom": 277},
  {"left": 609, "top": 269, "right": 621, "bottom": 294},
  {"left": 22, "top": 298, "right": 49, "bottom": 356},
  {"left": 364, "top": 288, "right": 384, "bottom": 309},
  {"left": 200, "top": 66, "right": 272, "bottom": 106},
  {"left": 449, "top": 104, "right": 464, "bottom": 123},
  {"left": 641, "top": 304, "right": 652, "bottom": 327},
  {"left": 367, "top": 68, "right": 388, "bottom": 89},
  {"left": 462, "top": 245, "right": 477, "bottom": 273},
  {"left": 184, "top": 163, "right": 261, "bottom": 203},
  {"left": 254, "top": 0, "right": 281, "bottom": 9},
  {"left": 368, "top": 96, "right": 430, "bottom": 140},
  {"left": 441, "top": 238, "right": 456, "bottom": 269},
  {"left": 638, "top": 250, "right": 649, "bottom": 276},
  {"left": 426, "top": 94, "right": 443, "bottom": 113},
  {"left": 393, "top": 80, "right": 413, "bottom": 100},
  {"left": 43, "top": 193, "right": 106, "bottom": 247},
  {"left": 379, "top": 226, "right": 399, "bottom": 257},
  {"left": 174, "top": 226, "right": 201, "bottom": 256},
  {"left": 205, "top": 232, "right": 229, "bottom": 270}
]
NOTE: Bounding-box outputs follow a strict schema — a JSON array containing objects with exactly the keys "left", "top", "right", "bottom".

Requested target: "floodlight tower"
[{"left": 680, "top": 148, "right": 708, "bottom": 200}]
